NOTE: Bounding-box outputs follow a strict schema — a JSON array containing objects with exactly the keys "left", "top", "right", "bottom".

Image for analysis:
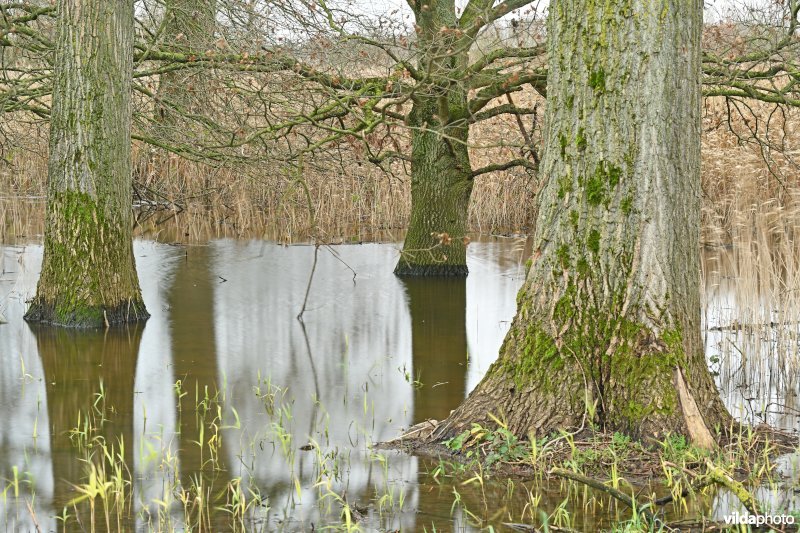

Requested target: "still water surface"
[{"left": 0, "top": 236, "right": 798, "bottom": 531}]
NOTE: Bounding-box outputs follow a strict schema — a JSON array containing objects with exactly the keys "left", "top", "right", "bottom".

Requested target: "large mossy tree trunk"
[
  {"left": 25, "top": 0, "right": 147, "bottom": 327},
  {"left": 434, "top": 0, "right": 732, "bottom": 444},
  {"left": 395, "top": 2, "right": 473, "bottom": 277}
]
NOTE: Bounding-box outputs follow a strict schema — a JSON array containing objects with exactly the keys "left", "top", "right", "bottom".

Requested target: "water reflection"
[
  {"left": 209, "top": 241, "right": 418, "bottom": 529},
  {"left": 465, "top": 238, "right": 529, "bottom": 391},
  {"left": 169, "top": 244, "right": 231, "bottom": 493},
  {"left": 33, "top": 325, "right": 141, "bottom": 525},
  {"left": 0, "top": 245, "right": 52, "bottom": 532},
  {"left": 704, "top": 250, "right": 800, "bottom": 432},
  {"left": 402, "top": 277, "right": 468, "bottom": 423},
  {"left": 1, "top": 237, "right": 798, "bottom": 531},
  {"left": 130, "top": 242, "right": 182, "bottom": 528}
]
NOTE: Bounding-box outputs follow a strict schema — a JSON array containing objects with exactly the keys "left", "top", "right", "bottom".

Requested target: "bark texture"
[
  {"left": 25, "top": 0, "right": 147, "bottom": 327},
  {"left": 395, "top": 2, "right": 473, "bottom": 276},
  {"left": 435, "top": 0, "right": 732, "bottom": 443}
]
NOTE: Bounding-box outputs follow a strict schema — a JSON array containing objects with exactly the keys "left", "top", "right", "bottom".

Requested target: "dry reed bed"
[{"left": 3, "top": 91, "right": 799, "bottom": 238}]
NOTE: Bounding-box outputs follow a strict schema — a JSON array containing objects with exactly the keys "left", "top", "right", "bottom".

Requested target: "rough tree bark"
[
  {"left": 25, "top": 0, "right": 147, "bottom": 327},
  {"left": 395, "top": 2, "right": 473, "bottom": 276},
  {"left": 433, "top": 0, "right": 732, "bottom": 444}
]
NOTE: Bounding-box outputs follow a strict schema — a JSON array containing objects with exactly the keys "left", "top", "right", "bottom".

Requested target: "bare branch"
[{"left": 471, "top": 157, "right": 537, "bottom": 177}]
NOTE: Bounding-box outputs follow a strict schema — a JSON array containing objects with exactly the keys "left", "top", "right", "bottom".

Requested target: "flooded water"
[{"left": 1, "top": 232, "right": 799, "bottom": 531}]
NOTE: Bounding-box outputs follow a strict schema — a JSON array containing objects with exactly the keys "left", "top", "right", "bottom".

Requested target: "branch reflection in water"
[
  {"left": 1, "top": 236, "right": 797, "bottom": 530},
  {"left": 0, "top": 237, "right": 526, "bottom": 530}
]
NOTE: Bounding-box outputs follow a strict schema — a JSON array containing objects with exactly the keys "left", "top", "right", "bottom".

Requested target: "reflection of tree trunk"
[
  {"left": 33, "top": 325, "right": 142, "bottom": 527},
  {"left": 167, "top": 244, "right": 230, "bottom": 498},
  {"left": 402, "top": 278, "right": 468, "bottom": 423}
]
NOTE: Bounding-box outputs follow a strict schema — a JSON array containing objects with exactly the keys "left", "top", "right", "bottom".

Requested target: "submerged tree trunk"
[
  {"left": 435, "top": 0, "right": 731, "bottom": 444},
  {"left": 395, "top": 3, "right": 473, "bottom": 276},
  {"left": 25, "top": 0, "right": 147, "bottom": 327}
]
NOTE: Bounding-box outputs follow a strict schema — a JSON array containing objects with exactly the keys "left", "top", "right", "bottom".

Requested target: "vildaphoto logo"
[{"left": 723, "top": 512, "right": 796, "bottom": 526}]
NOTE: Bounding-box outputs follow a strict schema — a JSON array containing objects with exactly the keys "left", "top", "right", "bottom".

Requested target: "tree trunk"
[
  {"left": 395, "top": 3, "right": 473, "bottom": 276},
  {"left": 434, "top": 0, "right": 731, "bottom": 444},
  {"left": 154, "top": 0, "right": 217, "bottom": 205},
  {"left": 156, "top": 0, "right": 216, "bottom": 126},
  {"left": 25, "top": 0, "right": 147, "bottom": 327}
]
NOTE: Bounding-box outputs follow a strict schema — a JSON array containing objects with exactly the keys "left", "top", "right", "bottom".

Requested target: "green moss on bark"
[
  {"left": 587, "top": 229, "right": 601, "bottom": 254},
  {"left": 576, "top": 128, "right": 587, "bottom": 150},
  {"left": 621, "top": 194, "right": 634, "bottom": 214},
  {"left": 499, "top": 302, "right": 686, "bottom": 433},
  {"left": 25, "top": 190, "right": 148, "bottom": 328},
  {"left": 588, "top": 68, "right": 606, "bottom": 93},
  {"left": 586, "top": 171, "right": 606, "bottom": 205}
]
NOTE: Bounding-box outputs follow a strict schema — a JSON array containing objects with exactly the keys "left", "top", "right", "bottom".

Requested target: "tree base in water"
[
  {"left": 24, "top": 299, "right": 149, "bottom": 328},
  {"left": 394, "top": 262, "right": 469, "bottom": 277}
]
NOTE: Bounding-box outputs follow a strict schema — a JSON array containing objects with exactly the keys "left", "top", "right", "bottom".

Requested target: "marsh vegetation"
[
  {"left": 3, "top": 0, "right": 800, "bottom": 531},
  {"left": 1, "top": 215, "right": 799, "bottom": 531}
]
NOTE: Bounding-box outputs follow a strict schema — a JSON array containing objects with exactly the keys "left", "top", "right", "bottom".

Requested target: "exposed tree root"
[
  {"left": 674, "top": 367, "right": 717, "bottom": 450},
  {"left": 381, "top": 419, "right": 439, "bottom": 445},
  {"left": 549, "top": 467, "right": 657, "bottom": 524},
  {"left": 704, "top": 458, "right": 761, "bottom": 517}
]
